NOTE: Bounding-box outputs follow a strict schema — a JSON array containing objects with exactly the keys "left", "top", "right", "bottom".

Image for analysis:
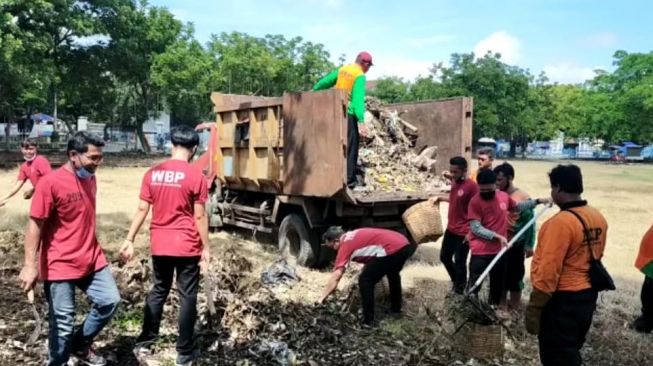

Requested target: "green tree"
[
  {"left": 103, "top": 1, "right": 183, "bottom": 151},
  {"left": 152, "top": 30, "right": 217, "bottom": 126},
  {"left": 370, "top": 77, "right": 410, "bottom": 103}
]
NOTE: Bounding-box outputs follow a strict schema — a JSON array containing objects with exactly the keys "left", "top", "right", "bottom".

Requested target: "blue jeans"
[{"left": 44, "top": 265, "right": 121, "bottom": 366}]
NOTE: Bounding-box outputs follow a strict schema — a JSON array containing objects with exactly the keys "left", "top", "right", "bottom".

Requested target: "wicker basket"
[
  {"left": 402, "top": 201, "right": 444, "bottom": 244},
  {"left": 455, "top": 323, "right": 505, "bottom": 359}
]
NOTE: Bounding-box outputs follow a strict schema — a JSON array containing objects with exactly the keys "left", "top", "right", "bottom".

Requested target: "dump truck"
[{"left": 194, "top": 90, "right": 473, "bottom": 267}]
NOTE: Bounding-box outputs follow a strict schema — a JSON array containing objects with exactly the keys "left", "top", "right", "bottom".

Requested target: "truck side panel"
[
  {"left": 282, "top": 90, "right": 348, "bottom": 197},
  {"left": 214, "top": 94, "right": 284, "bottom": 193},
  {"left": 389, "top": 97, "right": 473, "bottom": 173}
]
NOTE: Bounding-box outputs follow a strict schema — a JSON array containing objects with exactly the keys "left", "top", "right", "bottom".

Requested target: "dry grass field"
[{"left": 0, "top": 159, "right": 652, "bottom": 365}]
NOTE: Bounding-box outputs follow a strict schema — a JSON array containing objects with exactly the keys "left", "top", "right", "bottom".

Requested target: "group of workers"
[
  {"left": 7, "top": 127, "right": 209, "bottom": 366},
  {"left": 1, "top": 51, "right": 652, "bottom": 366}
]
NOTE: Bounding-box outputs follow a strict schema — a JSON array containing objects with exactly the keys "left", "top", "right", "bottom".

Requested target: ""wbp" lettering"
[{"left": 152, "top": 170, "right": 185, "bottom": 184}]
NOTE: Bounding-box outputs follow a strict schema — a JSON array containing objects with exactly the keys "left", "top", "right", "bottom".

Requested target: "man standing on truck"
[
  {"left": 430, "top": 156, "right": 478, "bottom": 294},
  {"left": 318, "top": 227, "right": 416, "bottom": 326},
  {"left": 0, "top": 138, "right": 51, "bottom": 207},
  {"left": 313, "top": 52, "right": 373, "bottom": 189},
  {"left": 119, "top": 125, "right": 210, "bottom": 366},
  {"left": 494, "top": 162, "right": 535, "bottom": 312},
  {"left": 526, "top": 164, "right": 608, "bottom": 366},
  {"left": 19, "top": 132, "right": 121, "bottom": 366}
]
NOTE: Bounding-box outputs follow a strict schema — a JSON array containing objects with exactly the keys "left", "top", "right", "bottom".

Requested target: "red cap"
[{"left": 357, "top": 51, "right": 374, "bottom": 66}]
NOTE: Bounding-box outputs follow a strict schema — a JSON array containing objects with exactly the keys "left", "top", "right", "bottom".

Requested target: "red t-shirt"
[
  {"left": 467, "top": 191, "right": 517, "bottom": 255},
  {"left": 447, "top": 178, "right": 479, "bottom": 236},
  {"left": 140, "top": 159, "right": 208, "bottom": 257},
  {"left": 18, "top": 155, "right": 52, "bottom": 187},
  {"left": 334, "top": 228, "right": 409, "bottom": 269},
  {"left": 30, "top": 168, "right": 107, "bottom": 281}
]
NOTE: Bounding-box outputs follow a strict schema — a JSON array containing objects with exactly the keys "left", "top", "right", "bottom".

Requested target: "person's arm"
[
  {"left": 0, "top": 180, "right": 26, "bottom": 206},
  {"left": 470, "top": 220, "right": 497, "bottom": 241},
  {"left": 514, "top": 198, "right": 551, "bottom": 213},
  {"left": 19, "top": 218, "right": 43, "bottom": 292},
  {"left": 194, "top": 203, "right": 211, "bottom": 270},
  {"left": 313, "top": 69, "right": 339, "bottom": 91},
  {"left": 350, "top": 75, "right": 366, "bottom": 122},
  {"left": 319, "top": 267, "right": 345, "bottom": 303},
  {"left": 120, "top": 199, "right": 151, "bottom": 262},
  {"left": 429, "top": 194, "right": 449, "bottom": 204}
]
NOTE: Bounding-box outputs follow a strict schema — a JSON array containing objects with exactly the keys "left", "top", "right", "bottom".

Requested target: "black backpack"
[{"left": 565, "top": 209, "right": 616, "bottom": 292}]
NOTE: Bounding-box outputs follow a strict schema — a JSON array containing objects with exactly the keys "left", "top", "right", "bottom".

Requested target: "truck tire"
[{"left": 278, "top": 214, "right": 319, "bottom": 268}]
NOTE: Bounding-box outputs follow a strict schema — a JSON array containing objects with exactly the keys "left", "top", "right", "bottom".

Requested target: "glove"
[{"left": 525, "top": 288, "right": 552, "bottom": 335}]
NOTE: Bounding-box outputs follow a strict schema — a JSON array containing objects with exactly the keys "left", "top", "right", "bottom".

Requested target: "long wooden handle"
[{"left": 467, "top": 204, "right": 552, "bottom": 295}]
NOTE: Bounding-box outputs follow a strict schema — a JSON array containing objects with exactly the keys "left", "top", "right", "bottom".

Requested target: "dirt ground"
[{"left": 0, "top": 160, "right": 652, "bottom": 365}]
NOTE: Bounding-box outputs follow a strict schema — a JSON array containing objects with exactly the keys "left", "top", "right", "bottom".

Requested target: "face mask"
[
  {"left": 76, "top": 166, "right": 94, "bottom": 179},
  {"left": 23, "top": 155, "right": 36, "bottom": 162},
  {"left": 480, "top": 191, "right": 496, "bottom": 200},
  {"left": 74, "top": 157, "right": 95, "bottom": 179}
]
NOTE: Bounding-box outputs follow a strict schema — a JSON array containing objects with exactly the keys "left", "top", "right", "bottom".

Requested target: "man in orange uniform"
[
  {"left": 634, "top": 222, "right": 653, "bottom": 333},
  {"left": 526, "top": 164, "right": 608, "bottom": 366},
  {"left": 313, "top": 52, "right": 373, "bottom": 189}
]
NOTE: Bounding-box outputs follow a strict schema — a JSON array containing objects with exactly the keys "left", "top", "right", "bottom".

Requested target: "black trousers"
[
  {"left": 468, "top": 254, "right": 507, "bottom": 305},
  {"left": 347, "top": 114, "right": 360, "bottom": 187},
  {"left": 359, "top": 243, "right": 417, "bottom": 324},
  {"left": 440, "top": 230, "right": 469, "bottom": 293},
  {"left": 641, "top": 276, "right": 653, "bottom": 322},
  {"left": 138, "top": 256, "right": 200, "bottom": 357},
  {"left": 539, "top": 289, "right": 598, "bottom": 366},
  {"left": 504, "top": 240, "right": 526, "bottom": 292}
]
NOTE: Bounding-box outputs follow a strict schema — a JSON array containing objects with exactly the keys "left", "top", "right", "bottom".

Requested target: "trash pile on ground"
[
  {"left": 114, "top": 248, "right": 448, "bottom": 365},
  {"left": 359, "top": 97, "right": 444, "bottom": 193}
]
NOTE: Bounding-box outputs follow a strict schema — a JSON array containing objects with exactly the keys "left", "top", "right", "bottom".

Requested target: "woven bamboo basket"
[
  {"left": 455, "top": 323, "right": 505, "bottom": 359},
  {"left": 402, "top": 201, "right": 444, "bottom": 244}
]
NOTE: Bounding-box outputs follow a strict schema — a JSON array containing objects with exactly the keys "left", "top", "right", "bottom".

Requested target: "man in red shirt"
[
  {"left": 430, "top": 156, "right": 478, "bottom": 294},
  {"left": 467, "top": 169, "right": 548, "bottom": 305},
  {"left": 120, "top": 126, "right": 210, "bottom": 366},
  {"left": 18, "top": 132, "right": 120, "bottom": 366},
  {"left": 319, "top": 227, "right": 416, "bottom": 325},
  {"left": 0, "top": 138, "right": 52, "bottom": 207}
]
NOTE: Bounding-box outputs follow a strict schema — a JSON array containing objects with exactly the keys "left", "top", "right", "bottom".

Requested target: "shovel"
[{"left": 26, "top": 289, "right": 42, "bottom": 345}]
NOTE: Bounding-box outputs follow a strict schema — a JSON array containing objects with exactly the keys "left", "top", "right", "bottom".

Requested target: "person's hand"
[
  {"left": 358, "top": 123, "right": 368, "bottom": 138},
  {"left": 525, "top": 248, "right": 534, "bottom": 258},
  {"left": 525, "top": 289, "right": 552, "bottom": 335},
  {"left": 19, "top": 264, "right": 39, "bottom": 293},
  {"left": 537, "top": 197, "right": 553, "bottom": 206},
  {"left": 23, "top": 188, "right": 34, "bottom": 200},
  {"left": 200, "top": 247, "right": 211, "bottom": 272},
  {"left": 496, "top": 235, "right": 509, "bottom": 248},
  {"left": 119, "top": 239, "right": 134, "bottom": 263},
  {"left": 441, "top": 170, "right": 452, "bottom": 180}
]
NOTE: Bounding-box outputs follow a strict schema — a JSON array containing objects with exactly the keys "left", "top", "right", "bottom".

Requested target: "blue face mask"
[{"left": 76, "top": 166, "right": 94, "bottom": 179}]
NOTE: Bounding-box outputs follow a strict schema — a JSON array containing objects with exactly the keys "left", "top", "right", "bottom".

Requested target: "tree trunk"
[
  {"left": 136, "top": 122, "right": 150, "bottom": 153},
  {"left": 509, "top": 139, "right": 517, "bottom": 158},
  {"left": 53, "top": 88, "right": 58, "bottom": 121}
]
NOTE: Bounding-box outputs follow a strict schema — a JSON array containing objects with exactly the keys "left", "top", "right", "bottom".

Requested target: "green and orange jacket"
[
  {"left": 636, "top": 222, "right": 653, "bottom": 279},
  {"left": 313, "top": 63, "right": 366, "bottom": 122}
]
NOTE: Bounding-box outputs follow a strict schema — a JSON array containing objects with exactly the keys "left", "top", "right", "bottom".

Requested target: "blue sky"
[{"left": 149, "top": 0, "right": 653, "bottom": 84}]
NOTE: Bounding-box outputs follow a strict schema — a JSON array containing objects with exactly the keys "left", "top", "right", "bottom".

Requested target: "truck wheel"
[{"left": 278, "top": 214, "right": 319, "bottom": 268}]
